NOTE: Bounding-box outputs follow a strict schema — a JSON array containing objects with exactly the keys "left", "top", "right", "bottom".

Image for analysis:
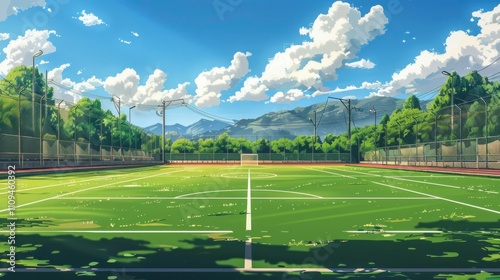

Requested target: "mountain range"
[{"left": 144, "top": 96, "right": 429, "bottom": 140}]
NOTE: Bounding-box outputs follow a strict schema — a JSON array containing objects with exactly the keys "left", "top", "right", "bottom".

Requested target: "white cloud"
[
  {"left": 372, "top": 4, "right": 500, "bottom": 98},
  {"left": 0, "top": 29, "right": 57, "bottom": 75},
  {"left": 48, "top": 64, "right": 104, "bottom": 103},
  {"left": 131, "top": 31, "right": 139, "bottom": 37},
  {"left": 228, "top": 76, "right": 268, "bottom": 103},
  {"left": 77, "top": 70, "right": 82, "bottom": 75},
  {"left": 312, "top": 81, "right": 383, "bottom": 97},
  {"left": 231, "top": 1, "right": 388, "bottom": 103},
  {"left": 39, "top": 59, "right": 49, "bottom": 65},
  {"left": 0, "top": 33, "right": 9, "bottom": 40},
  {"left": 269, "top": 89, "right": 310, "bottom": 104},
  {"left": 119, "top": 38, "right": 131, "bottom": 45},
  {"left": 77, "top": 10, "right": 105, "bottom": 26},
  {"left": 345, "top": 59, "right": 375, "bottom": 69},
  {"left": 104, "top": 68, "right": 193, "bottom": 107},
  {"left": 195, "top": 51, "right": 252, "bottom": 107},
  {"left": 0, "top": 0, "right": 45, "bottom": 21}
]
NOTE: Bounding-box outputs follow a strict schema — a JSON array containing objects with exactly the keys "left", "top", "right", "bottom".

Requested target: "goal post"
[{"left": 241, "top": 154, "right": 259, "bottom": 166}]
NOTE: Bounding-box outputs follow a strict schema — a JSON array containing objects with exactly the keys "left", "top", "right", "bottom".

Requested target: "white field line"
[
  {"left": 390, "top": 175, "right": 464, "bottom": 178},
  {"left": 303, "top": 167, "right": 356, "bottom": 179},
  {"left": 1, "top": 230, "right": 233, "bottom": 234},
  {"left": 344, "top": 230, "right": 444, "bottom": 234},
  {"left": 245, "top": 237, "right": 252, "bottom": 269},
  {"left": 385, "top": 176, "right": 461, "bottom": 189},
  {"left": 332, "top": 168, "right": 382, "bottom": 177},
  {"left": 56, "top": 196, "right": 438, "bottom": 200},
  {"left": 344, "top": 230, "right": 499, "bottom": 234},
  {"left": 0, "top": 169, "right": 189, "bottom": 213},
  {"left": 0, "top": 174, "right": 128, "bottom": 194},
  {"left": 175, "top": 189, "right": 323, "bottom": 199},
  {"left": 246, "top": 169, "right": 252, "bottom": 231},
  {"left": 245, "top": 170, "right": 253, "bottom": 269},
  {"left": 372, "top": 181, "right": 500, "bottom": 215}
]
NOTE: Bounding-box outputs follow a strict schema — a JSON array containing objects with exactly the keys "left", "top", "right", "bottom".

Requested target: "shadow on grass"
[
  {"left": 0, "top": 218, "right": 55, "bottom": 228},
  {"left": 0, "top": 228, "right": 498, "bottom": 279},
  {"left": 416, "top": 219, "right": 500, "bottom": 232}
]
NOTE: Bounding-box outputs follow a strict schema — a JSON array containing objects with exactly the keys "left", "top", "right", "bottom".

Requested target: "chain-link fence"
[{"left": 363, "top": 135, "right": 500, "bottom": 169}]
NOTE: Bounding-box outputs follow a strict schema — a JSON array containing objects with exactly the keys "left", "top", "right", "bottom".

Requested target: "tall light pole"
[
  {"left": 429, "top": 111, "right": 438, "bottom": 164},
  {"left": 471, "top": 95, "right": 488, "bottom": 168},
  {"left": 308, "top": 110, "right": 317, "bottom": 162},
  {"left": 369, "top": 107, "right": 377, "bottom": 162},
  {"left": 455, "top": 104, "right": 463, "bottom": 167},
  {"left": 57, "top": 100, "right": 64, "bottom": 167},
  {"left": 128, "top": 105, "right": 136, "bottom": 159},
  {"left": 129, "top": 105, "right": 136, "bottom": 123},
  {"left": 32, "top": 50, "right": 43, "bottom": 132},
  {"left": 111, "top": 95, "right": 122, "bottom": 160},
  {"left": 441, "top": 71, "right": 454, "bottom": 136},
  {"left": 39, "top": 90, "right": 47, "bottom": 166},
  {"left": 395, "top": 119, "right": 402, "bottom": 164},
  {"left": 411, "top": 116, "right": 419, "bottom": 162}
]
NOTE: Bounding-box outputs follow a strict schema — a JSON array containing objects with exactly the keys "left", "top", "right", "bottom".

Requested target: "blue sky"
[{"left": 1, "top": 0, "right": 499, "bottom": 127}]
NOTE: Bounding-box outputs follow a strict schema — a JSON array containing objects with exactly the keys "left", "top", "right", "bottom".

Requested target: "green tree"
[{"left": 403, "top": 94, "right": 421, "bottom": 110}]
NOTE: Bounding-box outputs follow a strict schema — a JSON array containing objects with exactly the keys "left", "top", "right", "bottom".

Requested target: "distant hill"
[
  {"left": 198, "top": 96, "right": 428, "bottom": 140},
  {"left": 143, "top": 97, "right": 429, "bottom": 140},
  {"left": 143, "top": 119, "right": 231, "bottom": 138}
]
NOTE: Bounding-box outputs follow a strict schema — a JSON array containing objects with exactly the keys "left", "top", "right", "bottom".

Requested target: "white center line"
[{"left": 246, "top": 169, "right": 252, "bottom": 231}]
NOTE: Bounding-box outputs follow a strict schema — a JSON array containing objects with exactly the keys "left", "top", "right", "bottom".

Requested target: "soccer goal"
[{"left": 241, "top": 154, "right": 259, "bottom": 166}]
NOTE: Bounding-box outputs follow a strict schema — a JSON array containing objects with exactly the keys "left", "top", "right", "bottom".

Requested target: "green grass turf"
[{"left": 1, "top": 165, "right": 499, "bottom": 279}]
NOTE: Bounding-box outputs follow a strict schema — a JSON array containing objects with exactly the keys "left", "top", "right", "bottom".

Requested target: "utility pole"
[
  {"left": 156, "top": 98, "right": 185, "bottom": 164},
  {"left": 328, "top": 97, "right": 353, "bottom": 163}
]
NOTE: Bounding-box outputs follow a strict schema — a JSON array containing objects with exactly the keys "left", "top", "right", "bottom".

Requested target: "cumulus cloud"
[
  {"left": 0, "top": 33, "right": 9, "bottom": 40},
  {"left": 269, "top": 89, "right": 310, "bottom": 104},
  {"left": 229, "top": 1, "right": 388, "bottom": 103},
  {"left": 131, "top": 31, "right": 139, "bottom": 37},
  {"left": 104, "top": 68, "right": 193, "bottom": 107},
  {"left": 345, "top": 59, "right": 375, "bottom": 69},
  {"left": 372, "top": 3, "right": 500, "bottom": 97},
  {"left": 227, "top": 76, "right": 268, "bottom": 103},
  {"left": 0, "top": 0, "right": 45, "bottom": 21},
  {"left": 39, "top": 59, "right": 49, "bottom": 65},
  {"left": 76, "top": 10, "right": 105, "bottom": 26},
  {"left": 194, "top": 51, "right": 252, "bottom": 107},
  {"left": 48, "top": 64, "right": 104, "bottom": 103},
  {"left": 0, "top": 29, "right": 57, "bottom": 75}
]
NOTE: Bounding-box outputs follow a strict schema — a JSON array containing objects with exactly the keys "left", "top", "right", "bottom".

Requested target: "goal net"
[{"left": 241, "top": 154, "right": 259, "bottom": 166}]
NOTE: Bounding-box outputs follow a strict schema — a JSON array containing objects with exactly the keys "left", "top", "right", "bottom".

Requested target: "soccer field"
[{"left": 1, "top": 165, "right": 500, "bottom": 279}]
